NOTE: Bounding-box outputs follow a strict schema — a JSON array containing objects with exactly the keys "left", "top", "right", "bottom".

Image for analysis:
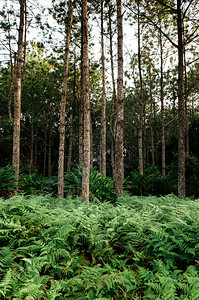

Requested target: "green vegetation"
[{"left": 0, "top": 194, "right": 198, "bottom": 299}]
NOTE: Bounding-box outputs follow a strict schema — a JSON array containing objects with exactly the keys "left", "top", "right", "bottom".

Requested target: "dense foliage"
[
  {"left": 0, "top": 165, "right": 116, "bottom": 201},
  {"left": 0, "top": 194, "right": 198, "bottom": 299}
]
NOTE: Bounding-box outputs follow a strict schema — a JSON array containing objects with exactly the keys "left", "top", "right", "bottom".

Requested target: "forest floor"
[{"left": 0, "top": 194, "right": 198, "bottom": 299}]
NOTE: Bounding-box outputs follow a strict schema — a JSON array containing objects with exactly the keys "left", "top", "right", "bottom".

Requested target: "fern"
[{"left": 0, "top": 194, "right": 198, "bottom": 299}]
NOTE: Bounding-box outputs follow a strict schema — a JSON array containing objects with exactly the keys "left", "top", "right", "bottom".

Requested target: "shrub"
[
  {"left": 64, "top": 165, "right": 116, "bottom": 201},
  {"left": 125, "top": 166, "right": 176, "bottom": 196},
  {"left": 0, "top": 165, "right": 16, "bottom": 197}
]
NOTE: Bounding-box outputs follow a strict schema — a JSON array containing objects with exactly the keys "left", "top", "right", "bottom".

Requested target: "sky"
[{"left": 0, "top": 0, "right": 138, "bottom": 84}]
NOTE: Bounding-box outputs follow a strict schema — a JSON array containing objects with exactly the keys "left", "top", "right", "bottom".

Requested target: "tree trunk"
[
  {"left": 115, "top": 0, "right": 124, "bottom": 197},
  {"left": 67, "top": 110, "right": 73, "bottom": 172},
  {"left": 177, "top": 0, "right": 186, "bottom": 198},
  {"left": 48, "top": 125, "right": 52, "bottom": 177},
  {"left": 43, "top": 126, "right": 47, "bottom": 176},
  {"left": 29, "top": 123, "right": 34, "bottom": 174},
  {"left": 184, "top": 47, "right": 189, "bottom": 156},
  {"left": 34, "top": 126, "right": 38, "bottom": 170},
  {"left": 79, "top": 15, "right": 84, "bottom": 165},
  {"left": 22, "top": 0, "right": 27, "bottom": 89},
  {"left": 160, "top": 29, "right": 166, "bottom": 176},
  {"left": 57, "top": 0, "right": 73, "bottom": 198},
  {"left": 82, "top": 0, "right": 90, "bottom": 203},
  {"left": 90, "top": 116, "right": 93, "bottom": 169},
  {"left": 137, "top": 3, "right": 144, "bottom": 175},
  {"left": 108, "top": 6, "right": 117, "bottom": 179},
  {"left": 12, "top": 0, "right": 25, "bottom": 181},
  {"left": 100, "top": 0, "right": 106, "bottom": 177},
  {"left": 67, "top": 53, "right": 76, "bottom": 172},
  {"left": 149, "top": 64, "right": 155, "bottom": 165},
  {"left": 8, "top": 25, "right": 15, "bottom": 124}
]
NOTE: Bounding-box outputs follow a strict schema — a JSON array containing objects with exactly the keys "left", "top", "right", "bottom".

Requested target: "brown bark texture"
[
  {"left": 79, "top": 15, "right": 84, "bottom": 165},
  {"left": 160, "top": 29, "right": 166, "bottom": 176},
  {"left": 57, "top": 0, "right": 73, "bottom": 198},
  {"left": 12, "top": 0, "right": 25, "bottom": 180},
  {"left": 115, "top": 0, "right": 124, "bottom": 197},
  {"left": 149, "top": 64, "right": 155, "bottom": 165},
  {"left": 82, "top": 0, "right": 90, "bottom": 203},
  {"left": 177, "top": 0, "right": 186, "bottom": 198},
  {"left": 100, "top": 0, "right": 106, "bottom": 177},
  {"left": 137, "top": 4, "right": 144, "bottom": 175},
  {"left": 108, "top": 7, "right": 117, "bottom": 179}
]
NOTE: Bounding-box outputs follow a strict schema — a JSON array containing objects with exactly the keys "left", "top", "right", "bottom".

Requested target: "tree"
[
  {"left": 12, "top": 0, "right": 25, "bottom": 181},
  {"left": 115, "top": 0, "right": 124, "bottom": 197},
  {"left": 137, "top": 1, "right": 144, "bottom": 175},
  {"left": 99, "top": 0, "right": 106, "bottom": 177},
  {"left": 57, "top": 0, "right": 73, "bottom": 198},
  {"left": 82, "top": 0, "right": 90, "bottom": 203}
]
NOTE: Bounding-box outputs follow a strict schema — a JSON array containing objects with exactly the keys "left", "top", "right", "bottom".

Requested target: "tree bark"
[
  {"left": 67, "top": 53, "right": 76, "bottom": 172},
  {"left": 79, "top": 14, "right": 84, "bottom": 165},
  {"left": 177, "top": 0, "right": 186, "bottom": 198},
  {"left": 184, "top": 47, "right": 189, "bottom": 156},
  {"left": 57, "top": 0, "right": 73, "bottom": 198},
  {"left": 48, "top": 125, "right": 52, "bottom": 177},
  {"left": 160, "top": 29, "right": 166, "bottom": 176},
  {"left": 29, "top": 123, "right": 34, "bottom": 174},
  {"left": 149, "top": 64, "right": 155, "bottom": 165},
  {"left": 34, "top": 126, "right": 38, "bottom": 170},
  {"left": 67, "top": 110, "right": 73, "bottom": 172},
  {"left": 82, "top": 0, "right": 90, "bottom": 203},
  {"left": 90, "top": 116, "right": 93, "bottom": 169},
  {"left": 43, "top": 126, "right": 47, "bottom": 176},
  {"left": 115, "top": 0, "right": 124, "bottom": 197},
  {"left": 100, "top": 0, "right": 106, "bottom": 177},
  {"left": 108, "top": 6, "right": 117, "bottom": 179},
  {"left": 12, "top": 0, "right": 25, "bottom": 181},
  {"left": 137, "top": 3, "right": 144, "bottom": 175}
]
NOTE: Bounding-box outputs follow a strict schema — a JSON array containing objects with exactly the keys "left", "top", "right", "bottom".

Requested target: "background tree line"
[{"left": 0, "top": 0, "right": 198, "bottom": 201}]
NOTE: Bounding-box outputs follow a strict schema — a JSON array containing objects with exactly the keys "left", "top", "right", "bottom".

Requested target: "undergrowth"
[{"left": 0, "top": 194, "right": 198, "bottom": 299}]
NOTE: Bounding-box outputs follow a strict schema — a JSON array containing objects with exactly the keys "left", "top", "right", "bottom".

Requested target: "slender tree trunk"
[
  {"left": 67, "top": 53, "right": 76, "bottom": 172},
  {"left": 177, "top": 0, "right": 186, "bottom": 198},
  {"left": 22, "top": 0, "right": 27, "bottom": 89},
  {"left": 184, "top": 47, "right": 189, "bottom": 156},
  {"left": 100, "top": 0, "right": 106, "bottom": 177},
  {"left": 57, "top": 0, "right": 73, "bottom": 198},
  {"left": 34, "top": 126, "right": 38, "bottom": 170},
  {"left": 67, "top": 110, "right": 73, "bottom": 172},
  {"left": 160, "top": 29, "right": 166, "bottom": 176},
  {"left": 90, "top": 116, "right": 93, "bottom": 169},
  {"left": 137, "top": 4, "right": 144, "bottom": 175},
  {"left": 149, "top": 64, "right": 155, "bottom": 165},
  {"left": 8, "top": 21, "right": 14, "bottom": 124},
  {"left": 143, "top": 101, "right": 146, "bottom": 170},
  {"left": 29, "top": 123, "right": 34, "bottom": 174},
  {"left": 82, "top": 0, "right": 90, "bottom": 203},
  {"left": 12, "top": 0, "right": 25, "bottom": 181},
  {"left": 79, "top": 15, "right": 84, "bottom": 165},
  {"left": 43, "top": 126, "right": 47, "bottom": 176},
  {"left": 115, "top": 0, "right": 124, "bottom": 197},
  {"left": 48, "top": 125, "right": 52, "bottom": 177},
  {"left": 108, "top": 7, "right": 117, "bottom": 179}
]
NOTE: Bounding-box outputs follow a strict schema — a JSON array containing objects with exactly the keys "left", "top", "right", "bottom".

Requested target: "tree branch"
[
  {"left": 155, "top": 0, "right": 177, "bottom": 13},
  {"left": 184, "top": 25, "right": 199, "bottom": 46},
  {"left": 122, "top": 2, "right": 178, "bottom": 48},
  {"left": 183, "top": 0, "right": 195, "bottom": 19}
]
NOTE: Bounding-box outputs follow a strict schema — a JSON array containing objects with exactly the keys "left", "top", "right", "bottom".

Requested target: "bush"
[
  {"left": 0, "top": 165, "right": 16, "bottom": 197},
  {"left": 64, "top": 165, "right": 116, "bottom": 201},
  {"left": 125, "top": 166, "right": 176, "bottom": 196}
]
